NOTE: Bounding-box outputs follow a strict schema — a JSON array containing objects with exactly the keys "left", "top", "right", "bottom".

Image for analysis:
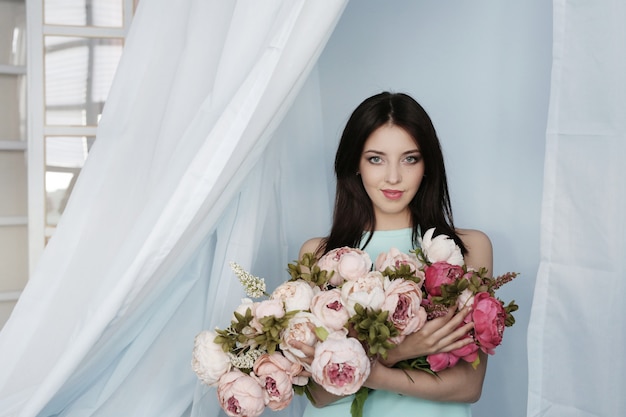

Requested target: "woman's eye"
[
  {"left": 405, "top": 155, "right": 421, "bottom": 164},
  {"left": 368, "top": 156, "right": 382, "bottom": 164}
]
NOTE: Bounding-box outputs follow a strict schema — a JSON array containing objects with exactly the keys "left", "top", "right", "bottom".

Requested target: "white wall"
[{"left": 314, "top": 1, "right": 553, "bottom": 416}]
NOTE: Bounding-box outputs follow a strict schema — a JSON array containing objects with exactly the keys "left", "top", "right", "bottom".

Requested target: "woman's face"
[{"left": 358, "top": 123, "right": 425, "bottom": 229}]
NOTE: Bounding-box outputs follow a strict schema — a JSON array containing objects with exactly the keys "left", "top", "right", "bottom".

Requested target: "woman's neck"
[{"left": 371, "top": 212, "right": 412, "bottom": 231}]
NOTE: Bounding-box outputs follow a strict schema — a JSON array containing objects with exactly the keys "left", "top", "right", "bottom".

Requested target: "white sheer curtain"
[
  {"left": 528, "top": 1, "right": 626, "bottom": 416},
  {"left": 0, "top": 1, "right": 346, "bottom": 416}
]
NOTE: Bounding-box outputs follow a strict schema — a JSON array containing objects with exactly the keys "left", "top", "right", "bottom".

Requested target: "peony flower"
[
  {"left": 309, "top": 288, "right": 350, "bottom": 331},
  {"left": 420, "top": 228, "right": 464, "bottom": 266},
  {"left": 280, "top": 311, "right": 326, "bottom": 371},
  {"left": 233, "top": 298, "right": 256, "bottom": 319},
  {"left": 456, "top": 287, "right": 475, "bottom": 310},
  {"left": 424, "top": 261, "right": 464, "bottom": 296},
  {"left": 217, "top": 369, "right": 266, "bottom": 417},
  {"left": 450, "top": 336, "right": 480, "bottom": 365},
  {"left": 311, "top": 331, "right": 371, "bottom": 395},
  {"left": 376, "top": 247, "right": 424, "bottom": 279},
  {"left": 427, "top": 351, "right": 460, "bottom": 372},
  {"left": 471, "top": 292, "right": 506, "bottom": 354},
  {"left": 253, "top": 353, "right": 302, "bottom": 410},
  {"left": 340, "top": 271, "right": 386, "bottom": 316},
  {"left": 250, "top": 299, "right": 285, "bottom": 333},
  {"left": 427, "top": 332, "right": 480, "bottom": 372},
  {"left": 381, "top": 277, "right": 427, "bottom": 336},
  {"left": 191, "top": 330, "right": 232, "bottom": 386},
  {"left": 317, "top": 247, "right": 372, "bottom": 287},
  {"left": 271, "top": 279, "right": 316, "bottom": 312}
]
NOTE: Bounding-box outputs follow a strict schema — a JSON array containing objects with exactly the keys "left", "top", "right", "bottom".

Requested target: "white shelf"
[
  {"left": 0, "top": 217, "right": 28, "bottom": 226},
  {"left": 0, "top": 64, "right": 27, "bottom": 75},
  {"left": 0, "top": 140, "right": 27, "bottom": 151}
]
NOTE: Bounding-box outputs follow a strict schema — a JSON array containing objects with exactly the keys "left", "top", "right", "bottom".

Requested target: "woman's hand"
[{"left": 380, "top": 305, "right": 474, "bottom": 367}]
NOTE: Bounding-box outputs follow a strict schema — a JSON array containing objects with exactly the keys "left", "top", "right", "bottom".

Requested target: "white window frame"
[{"left": 26, "top": 0, "right": 135, "bottom": 274}]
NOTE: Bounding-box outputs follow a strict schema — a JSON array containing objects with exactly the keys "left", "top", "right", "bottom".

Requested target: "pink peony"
[
  {"left": 427, "top": 332, "right": 480, "bottom": 372},
  {"left": 250, "top": 299, "right": 285, "bottom": 333},
  {"left": 450, "top": 336, "right": 480, "bottom": 364},
  {"left": 253, "top": 353, "right": 301, "bottom": 410},
  {"left": 427, "top": 352, "right": 460, "bottom": 372},
  {"left": 376, "top": 247, "right": 424, "bottom": 283},
  {"left": 317, "top": 247, "right": 372, "bottom": 287},
  {"left": 217, "top": 369, "right": 266, "bottom": 417},
  {"left": 424, "top": 262, "right": 464, "bottom": 296},
  {"left": 279, "top": 311, "right": 325, "bottom": 371},
  {"left": 340, "top": 271, "right": 386, "bottom": 316},
  {"left": 381, "top": 278, "right": 427, "bottom": 336},
  {"left": 471, "top": 292, "right": 506, "bottom": 354},
  {"left": 309, "top": 288, "right": 350, "bottom": 331},
  {"left": 311, "top": 331, "right": 371, "bottom": 396}
]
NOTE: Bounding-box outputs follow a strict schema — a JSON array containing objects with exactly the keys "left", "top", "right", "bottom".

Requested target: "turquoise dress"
[{"left": 303, "top": 228, "right": 471, "bottom": 417}]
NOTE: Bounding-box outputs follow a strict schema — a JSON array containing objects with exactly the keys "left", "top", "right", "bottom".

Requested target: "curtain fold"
[
  {"left": 0, "top": 1, "right": 346, "bottom": 416},
  {"left": 527, "top": 1, "right": 626, "bottom": 416}
]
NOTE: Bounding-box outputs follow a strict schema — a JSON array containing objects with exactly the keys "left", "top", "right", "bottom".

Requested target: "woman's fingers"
[{"left": 289, "top": 340, "right": 315, "bottom": 365}]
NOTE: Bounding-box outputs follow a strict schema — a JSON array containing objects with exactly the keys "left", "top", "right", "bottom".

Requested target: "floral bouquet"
[{"left": 191, "top": 228, "right": 518, "bottom": 417}]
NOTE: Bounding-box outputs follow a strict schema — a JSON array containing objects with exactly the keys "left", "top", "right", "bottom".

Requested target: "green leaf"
[
  {"left": 315, "top": 326, "right": 329, "bottom": 341},
  {"left": 350, "top": 387, "right": 371, "bottom": 417}
]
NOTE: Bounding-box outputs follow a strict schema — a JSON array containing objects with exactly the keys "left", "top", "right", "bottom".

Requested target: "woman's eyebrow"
[{"left": 362, "top": 149, "right": 421, "bottom": 154}]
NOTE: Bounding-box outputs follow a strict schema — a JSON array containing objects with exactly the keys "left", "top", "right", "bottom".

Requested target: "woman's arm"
[
  {"left": 295, "top": 230, "right": 493, "bottom": 405},
  {"left": 365, "top": 229, "right": 493, "bottom": 403}
]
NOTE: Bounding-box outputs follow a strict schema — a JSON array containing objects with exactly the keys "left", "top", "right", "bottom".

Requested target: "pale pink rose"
[
  {"left": 381, "top": 278, "right": 427, "bottom": 336},
  {"left": 250, "top": 299, "right": 285, "bottom": 333},
  {"left": 253, "top": 353, "right": 300, "bottom": 410},
  {"left": 309, "top": 288, "right": 350, "bottom": 331},
  {"left": 279, "top": 311, "right": 325, "bottom": 371},
  {"left": 471, "top": 292, "right": 506, "bottom": 354},
  {"left": 424, "top": 261, "right": 464, "bottom": 296},
  {"left": 340, "top": 271, "right": 386, "bottom": 316},
  {"left": 271, "top": 280, "right": 316, "bottom": 312},
  {"left": 191, "top": 330, "right": 231, "bottom": 386},
  {"left": 311, "top": 331, "right": 371, "bottom": 395},
  {"left": 217, "top": 369, "right": 265, "bottom": 417},
  {"left": 317, "top": 247, "right": 372, "bottom": 287},
  {"left": 376, "top": 248, "right": 424, "bottom": 282},
  {"left": 420, "top": 228, "right": 464, "bottom": 266}
]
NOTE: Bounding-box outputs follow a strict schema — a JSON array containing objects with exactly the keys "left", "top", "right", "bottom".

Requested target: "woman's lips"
[{"left": 382, "top": 189, "right": 403, "bottom": 200}]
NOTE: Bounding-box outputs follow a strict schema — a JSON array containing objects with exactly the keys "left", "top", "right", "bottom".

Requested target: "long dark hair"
[{"left": 320, "top": 92, "right": 467, "bottom": 255}]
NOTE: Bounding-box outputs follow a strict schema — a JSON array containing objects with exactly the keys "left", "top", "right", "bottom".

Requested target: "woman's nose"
[{"left": 385, "top": 164, "right": 401, "bottom": 184}]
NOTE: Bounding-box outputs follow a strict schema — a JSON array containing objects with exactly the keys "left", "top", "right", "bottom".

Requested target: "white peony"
[
  {"left": 191, "top": 330, "right": 231, "bottom": 386},
  {"left": 279, "top": 311, "right": 326, "bottom": 371},
  {"left": 271, "top": 279, "right": 316, "bottom": 312},
  {"left": 340, "top": 271, "right": 386, "bottom": 316},
  {"left": 420, "top": 228, "right": 464, "bottom": 266}
]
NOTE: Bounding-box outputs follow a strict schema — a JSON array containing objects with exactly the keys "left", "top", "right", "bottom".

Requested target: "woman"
[{"left": 293, "top": 92, "right": 491, "bottom": 416}]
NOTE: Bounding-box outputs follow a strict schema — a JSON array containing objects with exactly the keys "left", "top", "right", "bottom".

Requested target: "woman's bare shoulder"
[
  {"left": 299, "top": 237, "right": 325, "bottom": 258},
  {"left": 456, "top": 228, "right": 493, "bottom": 272},
  {"left": 456, "top": 228, "right": 492, "bottom": 249}
]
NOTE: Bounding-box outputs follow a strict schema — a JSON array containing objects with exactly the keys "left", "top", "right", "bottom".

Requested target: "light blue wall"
[{"left": 315, "top": 1, "right": 553, "bottom": 416}]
